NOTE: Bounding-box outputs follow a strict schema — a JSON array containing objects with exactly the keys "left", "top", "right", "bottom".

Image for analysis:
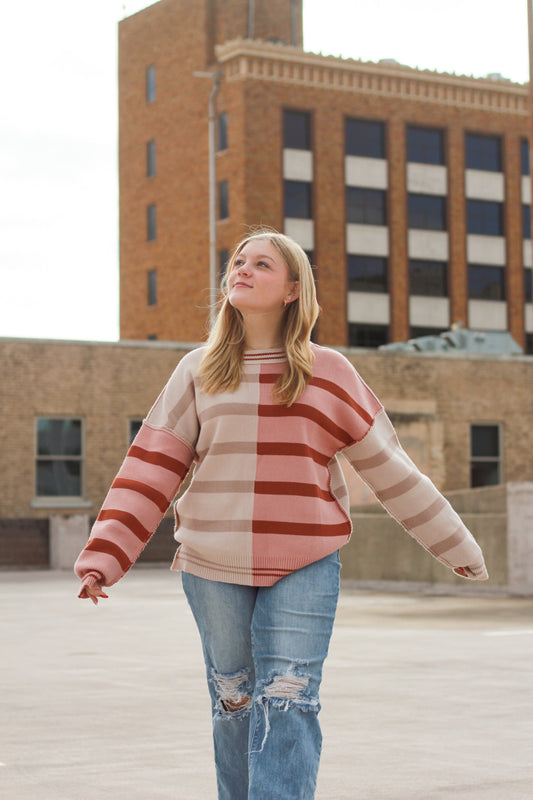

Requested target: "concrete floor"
[{"left": 1, "top": 568, "right": 532, "bottom": 800}]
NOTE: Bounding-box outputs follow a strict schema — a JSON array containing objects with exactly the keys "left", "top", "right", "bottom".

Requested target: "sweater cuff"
[
  {"left": 461, "top": 562, "right": 489, "bottom": 581},
  {"left": 78, "top": 572, "right": 104, "bottom": 598}
]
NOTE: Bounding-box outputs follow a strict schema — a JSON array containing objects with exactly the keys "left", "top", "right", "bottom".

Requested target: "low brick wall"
[{"left": 0, "top": 519, "right": 49, "bottom": 568}]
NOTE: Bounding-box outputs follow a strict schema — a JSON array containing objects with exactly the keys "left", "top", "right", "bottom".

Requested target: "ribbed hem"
[{"left": 77, "top": 572, "right": 103, "bottom": 598}]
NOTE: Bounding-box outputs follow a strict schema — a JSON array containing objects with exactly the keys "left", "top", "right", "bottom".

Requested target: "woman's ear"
[{"left": 285, "top": 282, "right": 300, "bottom": 304}]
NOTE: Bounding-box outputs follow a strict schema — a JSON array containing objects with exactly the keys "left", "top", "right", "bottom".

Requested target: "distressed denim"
[{"left": 182, "top": 551, "right": 341, "bottom": 800}]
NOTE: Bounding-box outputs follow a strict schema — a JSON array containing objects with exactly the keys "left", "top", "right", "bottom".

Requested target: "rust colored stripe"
[
  {"left": 97, "top": 509, "right": 151, "bottom": 543},
  {"left": 254, "top": 481, "right": 334, "bottom": 501},
  {"left": 310, "top": 376, "right": 374, "bottom": 424},
  {"left": 252, "top": 520, "right": 349, "bottom": 537},
  {"left": 258, "top": 403, "right": 352, "bottom": 446},
  {"left": 85, "top": 538, "right": 131, "bottom": 572},
  {"left": 129, "top": 445, "right": 188, "bottom": 477},
  {"left": 429, "top": 526, "right": 465, "bottom": 557},
  {"left": 257, "top": 442, "right": 331, "bottom": 466},
  {"left": 376, "top": 472, "right": 421, "bottom": 502},
  {"left": 112, "top": 478, "right": 170, "bottom": 513}
]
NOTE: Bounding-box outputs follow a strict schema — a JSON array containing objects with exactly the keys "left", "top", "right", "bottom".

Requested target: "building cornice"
[{"left": 215, "top": 39, "right": 528, "bottom": 116}]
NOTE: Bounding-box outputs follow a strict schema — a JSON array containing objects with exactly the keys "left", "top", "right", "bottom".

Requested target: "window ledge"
[{"left": 30, "top": 498, "right": 93, "bottom": 510}]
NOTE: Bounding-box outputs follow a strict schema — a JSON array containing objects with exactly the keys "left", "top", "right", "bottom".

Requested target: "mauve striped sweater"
[{"left": 75, "top": 344, "right": 488, "bottom": 592}]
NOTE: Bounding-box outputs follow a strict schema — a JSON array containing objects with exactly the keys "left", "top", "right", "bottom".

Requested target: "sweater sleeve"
[
  {"left": 74, "top": 352, "right": 200, "bottom": 594},
  {"left": 342, "top": 407, "right": 488, "bottom": 580},
  {"left": 319, "top": 348, "right": 488, "bottom": 581}
]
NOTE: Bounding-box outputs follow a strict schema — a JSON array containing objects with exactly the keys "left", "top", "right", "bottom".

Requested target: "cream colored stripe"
[
  {"left": 187, "top": 480, "right": 255, "bottom": 494},
  {"left": 178, "top": 517, "right": 252, "bottom": 532},
  {"left": 428, "top": 526, "right": 466, "bottom": 557},
  {"left": 166, "top": 382, "right": 196, "bottom": 429},
  {"left": 402, "top": 495, "right": 448, "bottom": 529},
  {"left": 349, "top": 434, "right": 397, "bottom": 470},
  {"left": 376, "top": 471, "right": 422, "bottom": 502}
]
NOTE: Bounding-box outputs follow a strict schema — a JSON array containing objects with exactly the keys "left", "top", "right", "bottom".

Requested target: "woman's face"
[{"left": 227, "top": 239, "right": 299, "bottom": 315}]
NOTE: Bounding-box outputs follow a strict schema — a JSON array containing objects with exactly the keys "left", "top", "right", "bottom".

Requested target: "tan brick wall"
[{"left": 1, "top": 339, "right": 532, "bottom": 520}]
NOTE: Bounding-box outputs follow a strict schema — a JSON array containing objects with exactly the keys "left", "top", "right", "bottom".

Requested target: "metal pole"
[
  {"left": 528, "top": 0, "right": 533, "bottom": 243},
  {"left": 193, "top": 70, "right": 221, "bottom": 329}
]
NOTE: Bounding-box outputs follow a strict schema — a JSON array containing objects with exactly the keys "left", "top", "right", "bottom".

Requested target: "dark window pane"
[
  {"left": 526, "top": 333, "right": 533, "bottom": 354},
  {"left": 219, "top": 181, "right": 229, "bottom": 219},
  {"left": 218, "top": 113, "right": 228, "bottom": 151},
  {"left": 36, "top": 460, "right": 82, "bottom": 496},
  {"left": 283, "top": 110, "right": 311, "bottom": 150},
  {"left": 346, "top": 187, "right": 386, "bottom": 225},
  {"left": 147, "top": 140, "right": 156, "bottom": 177},
  {"left": 521, "top": 139, "right": 530, "bottom": 175},
  {"left": 146, "top": 65, "right": 156, "bottom": 103},
  {"left": 348, "top": 323, "right": 389, "bottom": 347},
  {"left": 409, "top": 260, "right": 447, "bottom": 296},
  {"left": 345, "top": 118, "right": 385, "bottom": 158},
  {"left": 147, "top": 204, "right": 157, "bottom": 240},
  {"left": 147, "top": 269, "right": 157, "bottom": 306},
  {"left": 410, "top": 326, "right": 447, "bottom": 339},
  {"left": 525, "top": 268, "right": 532, "bottom": 303},
  {"left": 284, "top": 180, "right": 312, "bottom": 218},
  {"left": 467, "top": 199, "right": 504, "bottom": 236},
  {"left": 471, "top": 461, "right": 500, "bottom": 487},
  {"left": 408, "top": 194, "right": 446, "bottom": 230},
  {"left": 407, "top": 127, "right": 444, "bottom": 165},
  {"left": 465, "top": 133, "right": 502, "bottom": 172},
  {"left": 523, "top": 205, "right": 531, "bottom": 240},
  {"left": 37, "top": 419, "right": 81, "bottom": 457},
  {"left": 471, "top": 424, "right": 499, "bottom": 457},
  {"left": 468, "top": 264, "right": 505, "bottom": 300},
  {"left": 348, "top": 255, "right": 387, "bottom": 292}
]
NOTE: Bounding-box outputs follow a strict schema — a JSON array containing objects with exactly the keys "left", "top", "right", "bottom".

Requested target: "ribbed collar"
[{"left": 243, "top": 348, "right": 287, "bottom": 364}]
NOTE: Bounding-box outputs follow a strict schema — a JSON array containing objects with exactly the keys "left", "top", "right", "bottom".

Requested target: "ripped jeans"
[{"left": 181, "top": 551, "right": 341, "bottom": 800}]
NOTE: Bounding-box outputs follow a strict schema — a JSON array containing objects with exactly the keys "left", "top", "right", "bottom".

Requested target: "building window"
[
  {"left": 283, "top": 110, "right": 311, "bottom": 150},
  {"left": 346, "top": 187, "right": 386, "bottom": 226},
  {"left": 147, "top": 204, "right": 157, "bottom": 240},
  {"left": 36, "top": 418, "right": 83, "bottom": 497},
  {"left": 408, "top": 194, "right": 446, "bottom": 230},
  {"left": 129, "top": 419, "right": 143, "bottom": 445},
  {"left": 219, "top": 249, "right": 229, "bottom": 282},
  {"left": 218, "top": 113, "right": 228, "bottom": 151},
  {"left": 407, "top": 126, "right": 445, "bottom": 165},
  {"left": 409, "top": 259, "right": 447, "bottom": 297},
  {"left": 525, "top": 268, "right": 532, "bottom": 303},
  {"left": 521, "top": 139, "right": 530, "bottom": 175},
  {"left": 465, "top": 133, "right": 502, "bottom": 172},
  {"left": 467, "top": 199, "right": 504, "bottom": 236},
  {"left": 147, "top": 269, "right": 157, "bottom": 306},
  {"left": 147, "top": 140, "right": 156, "bottom": 177},
  {"left": 348, "top": 323, "right": 388, "bottom": 348},
  {"left": 218, "top": 180, "right": 229, "bottom": 219},
  {"left": 468, "top": 264, "right": 505, "bottom": 300},
  {"left": 284, "top": 180, "right": 312, "bottom": 218},
  {"left": 523, "top": 205, "right": 531, "bottom": 239},
  {"left": 146, "top": 65, "right": 156, "bottom": 103},
  {"left": 526, "top": 333, "right": 533, "bottom": 355},
  {"left": 470, "top": 424, "right": 501, "bottom": 487},
  {"left": 348, "top": 255, "right": 387, "bottom": 293},
  {"left": 345, "top": 118, "right": 385, "bottom": 159},
  {"left": 410, "top": 326, "right": 447, "bottom": 339}
]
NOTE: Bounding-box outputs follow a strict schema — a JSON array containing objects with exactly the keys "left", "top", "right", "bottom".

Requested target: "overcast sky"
[{"left": 0, "top": 0, "right": 529, "bottom": 342}]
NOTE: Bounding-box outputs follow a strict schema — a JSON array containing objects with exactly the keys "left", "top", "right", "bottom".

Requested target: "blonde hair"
[{"left": 198, "top": 229, "right": 320, "bottom": 406}]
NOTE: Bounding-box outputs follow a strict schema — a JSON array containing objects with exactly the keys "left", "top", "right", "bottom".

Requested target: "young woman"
[{"left": 75, "top": 229, "right": 488, "bottom": 800}]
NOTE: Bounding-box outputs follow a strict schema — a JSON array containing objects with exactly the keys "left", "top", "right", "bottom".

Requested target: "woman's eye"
[{"left": 258, "top": 261, "right": 269, "bottom": 268}]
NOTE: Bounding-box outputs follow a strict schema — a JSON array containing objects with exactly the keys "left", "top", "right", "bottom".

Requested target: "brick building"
[
  {"left": 118, "top": 0, "right": 532, "bottom": 351},
  {"left": 1, "top": 337, "right": 532, "bottom": 587}
]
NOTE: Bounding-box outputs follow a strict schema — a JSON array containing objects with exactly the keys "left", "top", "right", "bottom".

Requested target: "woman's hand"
[{"left": 79, "top": 584, "right": 109, "bottom": 605}]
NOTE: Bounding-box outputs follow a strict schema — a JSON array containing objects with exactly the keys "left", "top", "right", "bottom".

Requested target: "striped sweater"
[{"left": 75, "top": 344, "right": 488, "bottom": 592}]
